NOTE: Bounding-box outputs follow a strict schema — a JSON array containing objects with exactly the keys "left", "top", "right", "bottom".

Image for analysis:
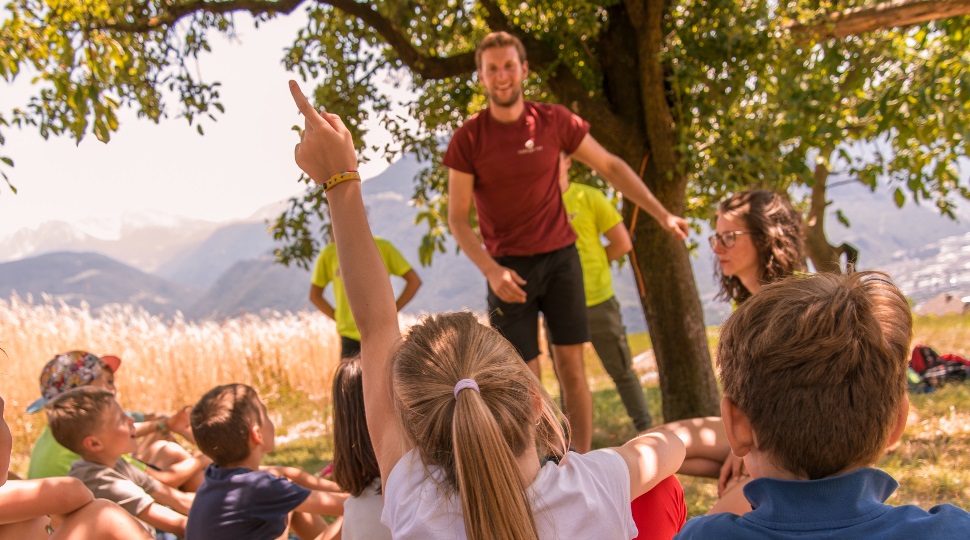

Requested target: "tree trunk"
[
  {"left": 625, "top": 182, "right": 721, "bottom": 421},
  {"left": 615, "top": 0, "right": 720, "bottom": 421},
  {"left": 804, "top": 153, "right": 844, "bottom": 273}
]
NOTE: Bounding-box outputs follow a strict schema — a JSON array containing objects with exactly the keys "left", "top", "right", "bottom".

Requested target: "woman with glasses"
[{"left": 710, "top": 189, "right": 806, "bottom": 305}]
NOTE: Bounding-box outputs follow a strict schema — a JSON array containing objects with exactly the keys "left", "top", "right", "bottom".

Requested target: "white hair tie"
[{"left": 453, "top": 379, "right": 480, "bottom": 399}]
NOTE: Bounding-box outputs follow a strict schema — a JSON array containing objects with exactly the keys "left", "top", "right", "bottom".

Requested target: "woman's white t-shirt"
[
  {"left": 343, "top": 478, "right": 391, "bottom": 540},
  {"left": 381, "top": 448, "right": 637, "bottom": 539}
]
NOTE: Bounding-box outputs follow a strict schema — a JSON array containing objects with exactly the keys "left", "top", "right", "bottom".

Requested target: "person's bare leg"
[
  {"left": 144, "top": 441, "right": 209, "bottom": 491},
  {"left": 526, "top": 357, "right": 542, "bottom": 380},
  {"left": 53, "top": 499, "right": 153, "bottom": 539},
  {"left": 0, "top": 516, "right": 48, "bottom": 540},
  {"left": 314, "top": 516, "right": 342, "bottom": 540},
  {"left": 655, "top": 417, "right": 730, "bottom": 477},
  {"left": 551, "top": 343, "right": 592, "bottom": 453},
  {"left": 290, "top": 510, "right": 325, "bottom": 540}
]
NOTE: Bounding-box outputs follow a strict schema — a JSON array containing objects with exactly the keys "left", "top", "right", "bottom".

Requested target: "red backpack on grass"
[{"left": 910, "top": 344, "right": 969, "bottom": 388}]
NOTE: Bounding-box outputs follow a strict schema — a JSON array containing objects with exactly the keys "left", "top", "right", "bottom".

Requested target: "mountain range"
[{"left": 1, "top": 154, "right": 968, "bottom": 330}]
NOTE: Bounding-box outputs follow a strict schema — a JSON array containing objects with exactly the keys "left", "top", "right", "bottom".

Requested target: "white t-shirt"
[
  {"left": 344, "top": 478, "right": 391, "bottom": 540},
  {"left": 381, "top": 448, "right": 637, "bottom": 539}
]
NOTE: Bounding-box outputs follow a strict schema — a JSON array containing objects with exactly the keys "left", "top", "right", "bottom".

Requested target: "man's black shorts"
[{"left": 487, "top": 244, "right": 589, "bottom": 361}]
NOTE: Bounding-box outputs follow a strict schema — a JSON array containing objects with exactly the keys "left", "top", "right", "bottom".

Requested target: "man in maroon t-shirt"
[{"left": 445, "top": 31, "right": 689, "bottom": 454}]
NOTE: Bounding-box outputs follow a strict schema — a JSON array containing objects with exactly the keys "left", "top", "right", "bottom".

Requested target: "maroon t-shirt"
[{"left": 443, "top": 102, "right": 590, "bottom": 257}]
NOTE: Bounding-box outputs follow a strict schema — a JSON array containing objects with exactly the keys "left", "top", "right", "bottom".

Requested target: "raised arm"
[
  {"left": 289, "top": 80, "right": 408, "bottom": 487},
  {"left": 571, "top": 134, "right": 689, "bottom": 240},
  {"left": 447, "top": 168, "right": 527, "bottom": 303}
]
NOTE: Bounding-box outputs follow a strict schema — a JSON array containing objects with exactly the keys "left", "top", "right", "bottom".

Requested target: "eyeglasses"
[{"left": 708, "top": 231, "right": 751, "bottom": 249}]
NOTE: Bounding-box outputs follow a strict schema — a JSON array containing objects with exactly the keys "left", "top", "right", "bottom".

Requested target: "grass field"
[{"left": 2, "top": 297, "right": 968, "bottom": 517}]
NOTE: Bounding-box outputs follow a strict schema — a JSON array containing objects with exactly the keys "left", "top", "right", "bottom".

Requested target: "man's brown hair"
[
  {"left": 191, "top": 384, "right": 263, "bottom": 467},
  {"left": 47, "top": 387, "right": 117, "bottom": 455},
  {"left": 475, "top": 31, "right": 527, "bottom": 70},
  {"left": 717, "top": 271, "right": 912, "bottom": 479}
]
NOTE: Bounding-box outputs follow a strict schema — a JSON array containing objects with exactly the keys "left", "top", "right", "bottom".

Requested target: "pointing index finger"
[{"left": 288, "top": 80, "right": 324, "bottom": 126}]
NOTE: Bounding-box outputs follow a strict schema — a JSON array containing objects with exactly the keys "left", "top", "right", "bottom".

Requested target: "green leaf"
[
  {"left": 836, "top": 209, "right": 850, "bottom": 228},
  {"left": 893, "top": 187, "right": 905, "bottom": 208}
]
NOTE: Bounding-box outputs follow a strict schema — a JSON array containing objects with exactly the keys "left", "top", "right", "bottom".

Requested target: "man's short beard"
[{"left": 488, "top": 88, "right": 521, "bottom": 108}]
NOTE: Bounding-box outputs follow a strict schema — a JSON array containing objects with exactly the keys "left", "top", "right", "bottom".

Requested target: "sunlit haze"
[{"left": 0, "top": 12, "right": 401, "bottom": 239}]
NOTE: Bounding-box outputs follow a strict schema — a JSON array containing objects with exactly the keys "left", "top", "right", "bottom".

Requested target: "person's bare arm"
[
  {"left": 148, "top": 482, "right": 194, "bottom": 515},
  {"left": 146, "top": 452, "right": 210, "bottom": 489},
  {"left": 136, "top": 502, "right": 187, "bottom": 536},
  {"left": 309, "top": 284, "right": 336, "bottom": 319},
  {"left": 0, "top": 477, "right": 92, "bottom": 524},
  {"left": 394, "top": 269, "right": 422, "bottom": 311},
  {"left": 603, "top": 222, "right": 633, "bottom": 263},
  {"left": 290, "top": 80, "right": 409, "bottom": 491},
  {"left": 571, "top": 135, "right": 689, "bottom": 240},
  {"left": 262, "top": 466, "right": 343, "bottom": 492},
  {"left": 447, "top": 168, "right": 527, "bottom": 303},
  {"left": 614, "top": 428, "right": 686, "bottom": 500},
  {"left": 293, "top": 489, "right": 348, "bottom": 516}
]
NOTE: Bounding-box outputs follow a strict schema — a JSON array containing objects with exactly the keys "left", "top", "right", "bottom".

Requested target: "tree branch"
[
  {"left": 788, "top": 0, "right": 970, "bottom": 43},
  {"left": 100, "top": 0, "right": 305, "bottom": 32},
  {"left": 326, "top": 0, "right": 475, "bottom": 79}
]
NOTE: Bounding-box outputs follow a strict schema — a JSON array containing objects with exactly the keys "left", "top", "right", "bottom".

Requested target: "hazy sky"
[{"left": 0, "top": 12, "right": 399, "bottom": 239}]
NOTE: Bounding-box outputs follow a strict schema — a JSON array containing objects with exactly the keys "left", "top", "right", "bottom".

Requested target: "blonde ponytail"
[
  {"left": 393, "top": 312, "right": 567, "bottom": 539},
  {"left": 454, "top": 388, "right": 538, "bottom": 540}
]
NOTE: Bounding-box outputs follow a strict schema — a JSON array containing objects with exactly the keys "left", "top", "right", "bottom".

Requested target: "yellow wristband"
[{"left": 323, "top": 171, "right": 360, "bottom": 192}]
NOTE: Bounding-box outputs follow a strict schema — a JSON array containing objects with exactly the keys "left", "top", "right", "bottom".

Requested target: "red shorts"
[{"left": 631, "top": 475, "right": 687, "bottom": 540}]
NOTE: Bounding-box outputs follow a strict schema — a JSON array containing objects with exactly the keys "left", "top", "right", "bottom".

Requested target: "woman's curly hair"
[{"left": 715, "top": 190, "right": 806, "bottom": 304}]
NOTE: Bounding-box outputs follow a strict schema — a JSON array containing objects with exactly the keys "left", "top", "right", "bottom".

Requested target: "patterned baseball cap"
[{"left": 25, "top": 351, "right": 121, "bottom": 414}]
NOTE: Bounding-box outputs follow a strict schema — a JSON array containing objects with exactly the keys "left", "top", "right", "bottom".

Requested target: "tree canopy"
[{"left": 2, "top": 0, "right": 968, "bottom": 419}]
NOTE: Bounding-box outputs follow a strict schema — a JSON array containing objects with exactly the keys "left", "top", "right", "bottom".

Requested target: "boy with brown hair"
[
  {"left": 187, "top": 383, "right": 346, "bottom": 540},
  {"left": 47, "top": 387, "right": 194, "bottom": 536},
  {"left": 676, "top": 272, "right": 970, "bottom": 538}
]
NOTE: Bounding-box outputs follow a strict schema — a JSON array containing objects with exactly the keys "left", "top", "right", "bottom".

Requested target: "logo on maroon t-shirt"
[{"left": 518, "top": 138, "right": 543, "bottom": 155}]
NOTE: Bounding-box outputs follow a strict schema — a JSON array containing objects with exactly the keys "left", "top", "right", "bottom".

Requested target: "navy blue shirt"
[
  {"left": 677, "top": 468, "right": 970, "bottom": 539},
  {"left": 185, "top": 465, "right": 311, "bottom": 540}
]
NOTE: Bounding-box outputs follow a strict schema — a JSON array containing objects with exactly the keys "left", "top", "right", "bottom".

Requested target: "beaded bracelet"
[{"left": 323, "top": 170, "right": 361, "bottom": 192}]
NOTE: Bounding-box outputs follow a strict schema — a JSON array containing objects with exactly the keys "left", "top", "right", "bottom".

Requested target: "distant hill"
[
  {"left": 0, "top": 251, "right": 199, "bottom": 318},
  {"left": 0, "top": 215, "right": 222, "bottom": 272},
  {"left": 187, "top": 253, "right": 312, "bottom": 319},
  {"left": 155, "top": 221, "right": 277, "bottom": 289}
]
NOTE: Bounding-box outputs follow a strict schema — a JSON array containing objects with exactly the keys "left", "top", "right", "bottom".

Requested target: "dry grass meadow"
[{"left": 2, "top": 295, "right": 968, "bottom": 516}]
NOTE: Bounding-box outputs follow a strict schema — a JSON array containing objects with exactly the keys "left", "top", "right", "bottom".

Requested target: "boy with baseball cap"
[
  {"left": 27, "top": 351, "right": 119, "bottom": 479},
  {"left": 26, "top": 350, "right": 206, "bottom": 490}
]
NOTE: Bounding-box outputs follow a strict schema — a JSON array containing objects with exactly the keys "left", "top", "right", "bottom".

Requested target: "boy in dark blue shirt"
[
  {"left": 186, "top": 384, "right": 346, "bottom": 539},
  {"left": 677, "top": 272, "right": 970, "bottom": 539}
]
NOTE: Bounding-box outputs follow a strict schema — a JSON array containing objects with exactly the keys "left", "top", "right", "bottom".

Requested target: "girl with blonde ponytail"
[{"left": 289, "top": 81, "right": 686, "bottom": 539}]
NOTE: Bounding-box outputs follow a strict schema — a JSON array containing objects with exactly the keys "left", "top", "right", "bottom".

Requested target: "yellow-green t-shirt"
[
  {"left": 311, "top": 237, "right": 413, "bottom": 340},
  {"left": 562, "top": 183, "right": 624, "bottom": 307}
]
